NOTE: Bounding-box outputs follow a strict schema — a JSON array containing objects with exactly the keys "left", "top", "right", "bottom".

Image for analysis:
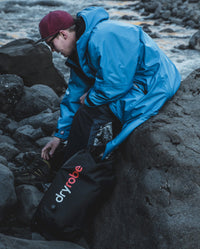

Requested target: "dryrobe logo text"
[{"left": 55, "top": 165, "right": 83, "bottom": 203}]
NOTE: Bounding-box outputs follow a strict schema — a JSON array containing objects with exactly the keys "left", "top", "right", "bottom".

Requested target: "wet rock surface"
[
  {"left": 86, "top": 69, "right": 200, "bottom": 249},
  {"left": 0, "top": 39, "right": 66, "bottom": 95}
]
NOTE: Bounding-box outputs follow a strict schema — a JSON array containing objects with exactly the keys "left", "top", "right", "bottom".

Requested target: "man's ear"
[{"left": 60, "top": 30, "right": 68, "bottom": 39}]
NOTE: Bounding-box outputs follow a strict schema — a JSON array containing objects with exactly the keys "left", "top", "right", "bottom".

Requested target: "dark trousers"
[{"left": 52, "top": 104, "right": 121, "bottom": 170}]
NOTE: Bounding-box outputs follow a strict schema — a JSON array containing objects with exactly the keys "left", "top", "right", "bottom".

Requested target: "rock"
[
  {"left": 149, "top": 32, "right": 161, "bottom": 39},
  {"left": 191, "top": 11, "right": 200, "bottom": 25},
  {"left": 14, "top": 153, "right": 27, "bottom": 166},
  {"left": 141, "top": 24, "right": 152, "bottom": 34},
  {"left": 0, "top": 143, "right": 19, "bottom": 161},
  {"left": 87, "top": 69, "right": 200, "bottom": 249},
  {"left": 0, "top": 164, "right": 17, "bottom": 221},
  {"left": 14, "top": 85, "right": 59, "bottom": 120},
  {"left": 185, "top": 20, "right": 198, "bottom": 29},
  {"left": 0, "top": 113, "right": 10, "bottom": 130},
  {"left": 13, "top": 125, "right": 44, "bottom": 146},
  {"left": 138, "top": 0, "right": 200, "bottom": 29},
  {"left": 0, "top": 74, "right": 24, "bottom": 114},
  {"left": 169, "top": 17, "right": 184, "bottom": 26},
  {"left": 0, "top": 233, "right": 86, "bottom": 249},
  {"left": 189, "top": 30, "right": 200, "bottom": 50},
  {"left": 176, "top": 44, "right": 189, "bottom": 50},
  {"left": 0, "top": 135, "right": 16, "bottom": 145},
  {"left": 121, "top": 15, "right": 133, "bottom": 20},
  {"left": 19, "top": 110, "right": 60, "bottom": 135},
  {"left": 171, "top": 7, "right": 178, "bottom": 17},
  {"left": 160, "top": 28, "right": 175, "bottom": 33},
  {"left": 5, "top": 119, "right": 19, "bottom": 134},
  {"left": 35, "top": 136, "right": 52, "bottom": 148},
  {"left": 14, "top": 151, "right": 39, "bottom": 167},
  {"left": 174, "top": 7, "right": 186, "bottom": 19},
  {"left": 153, "top": 2, "right": 161, "bottom": 19},
  {"left": 0, "top": 39, "right": 66, "bottom": 95},
  {"left": 161, "top": 10, "right": 171, "bottom": 20},
  {"left": 7, "top": 161, "right": 18, "bottom": 172},
  {"left": 143, "top": 2, "right": 158, "bottom": 12},
  {"left": 31, "top": 84, "right": 60, "bottom": 107},
  {"left": 0, "top": 156, "right": 8, "bottom": 166},
  {"left": 16, "top": 185, "right": 43, "bottom": 225}
]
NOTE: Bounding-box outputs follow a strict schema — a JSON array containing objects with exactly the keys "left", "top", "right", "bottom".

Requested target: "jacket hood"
[
  {"left": 77, "top": 7, "right": 109, "bottom": 33},
  {"left": 76, "top": 7, "right": 109, "bottom": 73}
]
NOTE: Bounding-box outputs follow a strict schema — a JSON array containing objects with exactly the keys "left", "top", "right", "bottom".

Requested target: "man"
[{"left": 16, "top": 7, "right": 181, "bottom": 184}]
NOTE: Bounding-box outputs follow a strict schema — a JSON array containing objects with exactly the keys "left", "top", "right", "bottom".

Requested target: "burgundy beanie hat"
[{"left": 38, "top": 10, "right": 74, "bottom": 42}]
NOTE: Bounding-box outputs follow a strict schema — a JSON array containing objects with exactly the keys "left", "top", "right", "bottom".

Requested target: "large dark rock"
[
  {"left": 16, "top": 185, "right": 44, "bottom": 225},
  {"left": 0, "top": 39, "right": 66, "bottom": 95},
  {"left": 14, "top": 84, "right": 60, "bottom": 120},
  {"left": 87, "top": 69, "right": 200, "bottom": 249},
  {"left": 0, "top": 233, "right": 86, "bottom": 249},
  {"left": 19, "top": 110, "right": 60, "bottom": 136}
]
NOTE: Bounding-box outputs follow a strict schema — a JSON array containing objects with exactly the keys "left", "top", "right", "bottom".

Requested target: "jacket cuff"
[{"left": 54, "top": 128, "right": 69, "bottom": 140}]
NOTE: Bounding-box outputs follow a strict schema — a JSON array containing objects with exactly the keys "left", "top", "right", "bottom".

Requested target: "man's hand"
[
  {"left": 41, "top": 137, "right": 61, "bottom": 160},
  {"left": 80, "top": 92, "right": 88, "bottom": 105}
]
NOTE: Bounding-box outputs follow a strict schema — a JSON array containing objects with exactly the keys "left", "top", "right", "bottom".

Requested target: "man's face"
[
  {"left": 46, "top": 30, "right": 76, "bottom": 57},
  {"left": 46, "top": 33, "right": 59, "bottom": 50}
]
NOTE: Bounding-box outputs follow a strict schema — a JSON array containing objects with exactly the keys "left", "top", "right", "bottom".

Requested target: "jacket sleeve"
[
  {"left": 84, "top": 24, "right": 141, "bottom": 107},
  {"left": 54, "top": 69, "right": 91, "bottom": 140}
]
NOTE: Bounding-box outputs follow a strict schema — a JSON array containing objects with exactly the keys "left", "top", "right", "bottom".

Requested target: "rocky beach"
[{"left": 0, "top": 0, "right": 200, "bottom": 248}]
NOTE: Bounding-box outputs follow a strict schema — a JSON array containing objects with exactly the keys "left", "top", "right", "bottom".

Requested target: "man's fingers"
[
  {"left": 41, "top": 137, "right": 61, "bottom": 160},
  {"left": 41, "top": 146, "right": 50, "bottom": 160},
  {"left": 49, "top": 147, "right": 56, "bottom": 157},
  {"left": 41, "top": 151, "right": 49, "bottom": 160}
]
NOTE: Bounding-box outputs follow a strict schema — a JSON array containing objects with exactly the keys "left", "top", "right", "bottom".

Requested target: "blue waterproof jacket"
[{"left": 54, "top": 7, "right": 181, "bottom": 158}]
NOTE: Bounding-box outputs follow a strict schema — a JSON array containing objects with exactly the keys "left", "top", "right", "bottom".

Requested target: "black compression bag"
[{"left": 31, "top": 149, "right": 115, "bottom": 241}]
